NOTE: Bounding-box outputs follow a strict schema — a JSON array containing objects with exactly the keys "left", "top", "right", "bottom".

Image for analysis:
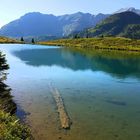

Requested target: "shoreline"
[
  {"left": 38, "top": 37, "right": 140, "bottom": 52},
  {"left": 0, "top": 51, "right": 33, "bottom": 139}
]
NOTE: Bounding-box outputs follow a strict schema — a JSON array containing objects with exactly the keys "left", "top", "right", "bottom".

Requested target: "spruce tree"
[
  {"left": 32, "top": 38, "right": 35, "bottom": 44},
  {"left": 20, "top": 37, "right": 24, "bottom": 42},
  {"left": 0, "top": 52, "right": 9, "bottom": 73}
]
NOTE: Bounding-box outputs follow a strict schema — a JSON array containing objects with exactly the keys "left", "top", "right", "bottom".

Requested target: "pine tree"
[
  {"left": 0, "top": 52, "right": 9, "bottom": 81},
  {"left": 31, "top": 38, "right": 35, "bottom": 44},
  {"left": 20, "top": 37, "right": 24, "bottom": 42},
  {"left": 0, "top": 52, "right": 9, "bottom": 71},
  {"left": 74, "top": 34, "right": 80, "bottom": 39},
  {"left": 0, "top": 51, "right": 16, "bottom": 114},
  {"left": 86, "top": 30, "right": 89, "bottom": 38}
]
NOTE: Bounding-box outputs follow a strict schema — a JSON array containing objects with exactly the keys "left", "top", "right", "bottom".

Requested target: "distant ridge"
[
  {"left": 77, "top": 11, "right": 140, "bottom": 39},
  {"left": 115, "top": 7, "right": 140, "bottom": 15},
  {"left": 0, "top": 12, "right": 109, "bottom": 37},
  {"left": 0, "top": 7, "right": 139, "bottom": 39}
]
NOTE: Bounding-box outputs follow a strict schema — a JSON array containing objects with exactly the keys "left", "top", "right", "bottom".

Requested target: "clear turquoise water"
[{"left": 1, "top": 44, "right": 140, "bottom": 140}]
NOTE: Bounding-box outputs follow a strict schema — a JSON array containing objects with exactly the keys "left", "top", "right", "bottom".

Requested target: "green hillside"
[
  {"left": 78, "top": 12, "right": 140, "bottom": 39},
  {"left": 120, "top": 24, "right": 140, "bottom": 39}
]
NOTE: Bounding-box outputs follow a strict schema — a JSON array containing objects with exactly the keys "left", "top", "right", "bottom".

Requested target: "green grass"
[
  {"left": 0, "top": 110, "right": 32, "bottom": 140},
  {"left": 39, "top": 37, "right": 140, "bottom": 52}
]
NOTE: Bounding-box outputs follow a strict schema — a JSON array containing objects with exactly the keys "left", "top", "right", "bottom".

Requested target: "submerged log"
[{"left": 49, "top": 84, "right": 71, "bottom": 129}]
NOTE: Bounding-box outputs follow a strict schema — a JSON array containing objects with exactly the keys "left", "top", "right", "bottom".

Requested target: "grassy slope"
[
  {"left": 120, "top": 24, "right": 140, "bottom": 39},
  {"left": 39, "top": 37, "right": 140, "bottom": 52},
  {"left": 77, "top": 12, "right": 140, "bottom": 39},
  {"left": 0, "top": 36, "right": 21, "bottom": 44}
]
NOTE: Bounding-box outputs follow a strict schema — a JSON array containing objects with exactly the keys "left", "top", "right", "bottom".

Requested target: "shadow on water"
[
  {"left": 105, "top": 99, "right": 127, "bottom": 106},
  {"left": 0, "top": 81, "right": 30, "bottom": 119},
  {"left": 16, "top": 104, "right": 31, "bottom": 121},
  {"left": 12, "top": 48, "right": 140, "bottom": 79}
]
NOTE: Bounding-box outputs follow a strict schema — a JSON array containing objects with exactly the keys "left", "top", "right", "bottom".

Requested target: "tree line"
[{"left": 21, "top": 37, "right": 35, "bottom": 44}]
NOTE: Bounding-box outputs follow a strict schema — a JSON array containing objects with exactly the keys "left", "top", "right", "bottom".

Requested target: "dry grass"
[{"left": 39, "top": 37, "right": 140, "bottom": 52}]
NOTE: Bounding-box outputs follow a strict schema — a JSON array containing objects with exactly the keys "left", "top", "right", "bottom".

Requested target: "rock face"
[{"left": 0, "top": 12, "right": 109, "bottom": 37}]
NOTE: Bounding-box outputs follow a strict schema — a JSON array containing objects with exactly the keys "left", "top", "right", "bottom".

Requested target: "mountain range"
[
  {"left": 0, "top": 7, "right": 139, "bottom": 39},
  {"left": 78, "top": 11, "right": 140, "bottom": 39},
  {"left": 0, "top": 12, "right": 109, "bottom": 37}
]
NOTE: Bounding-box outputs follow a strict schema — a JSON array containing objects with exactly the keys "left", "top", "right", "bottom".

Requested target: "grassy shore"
[
  {"left": 0, "top": 110, "right": 32, "bottom": 140},
  {"left": 39, "top": 37, "right": 140, "bottom": 52},
  {"left": 0, "top": 36, "right": 22, "bottom": 44}
]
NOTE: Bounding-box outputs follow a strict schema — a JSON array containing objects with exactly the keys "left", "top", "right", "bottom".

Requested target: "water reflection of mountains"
[{"left": 13, "top": 48, "right": 140, "bottom": 79}]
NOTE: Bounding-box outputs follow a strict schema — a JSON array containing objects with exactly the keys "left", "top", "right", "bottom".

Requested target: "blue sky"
[{"left": 0, "top": 0, "right": 140, "bottom": 27}]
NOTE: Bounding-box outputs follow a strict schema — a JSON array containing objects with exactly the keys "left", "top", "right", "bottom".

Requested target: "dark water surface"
[{"left": 1, "top": 44, "right": 140, "bottom": 140}]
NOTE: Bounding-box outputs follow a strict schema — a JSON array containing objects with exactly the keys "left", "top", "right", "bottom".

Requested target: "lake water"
[{"left": 0, "top": 44, "right": 140, "bottom": 140}]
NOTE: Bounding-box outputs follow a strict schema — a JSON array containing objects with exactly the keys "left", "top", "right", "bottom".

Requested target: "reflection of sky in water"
[
  {"left": 1, "top": 43, "right": 140, "bottom": 99},
  {"left": 11, "top": 46, "right": 140, "bottom": 80},
  {"left": 1, "top": 44, "right": 140, "bottom": 80}
]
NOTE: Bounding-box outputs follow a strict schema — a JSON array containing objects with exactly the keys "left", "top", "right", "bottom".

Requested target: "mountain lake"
[{"left": 0, "top": 44, "right": 140, "bottom": 140}]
